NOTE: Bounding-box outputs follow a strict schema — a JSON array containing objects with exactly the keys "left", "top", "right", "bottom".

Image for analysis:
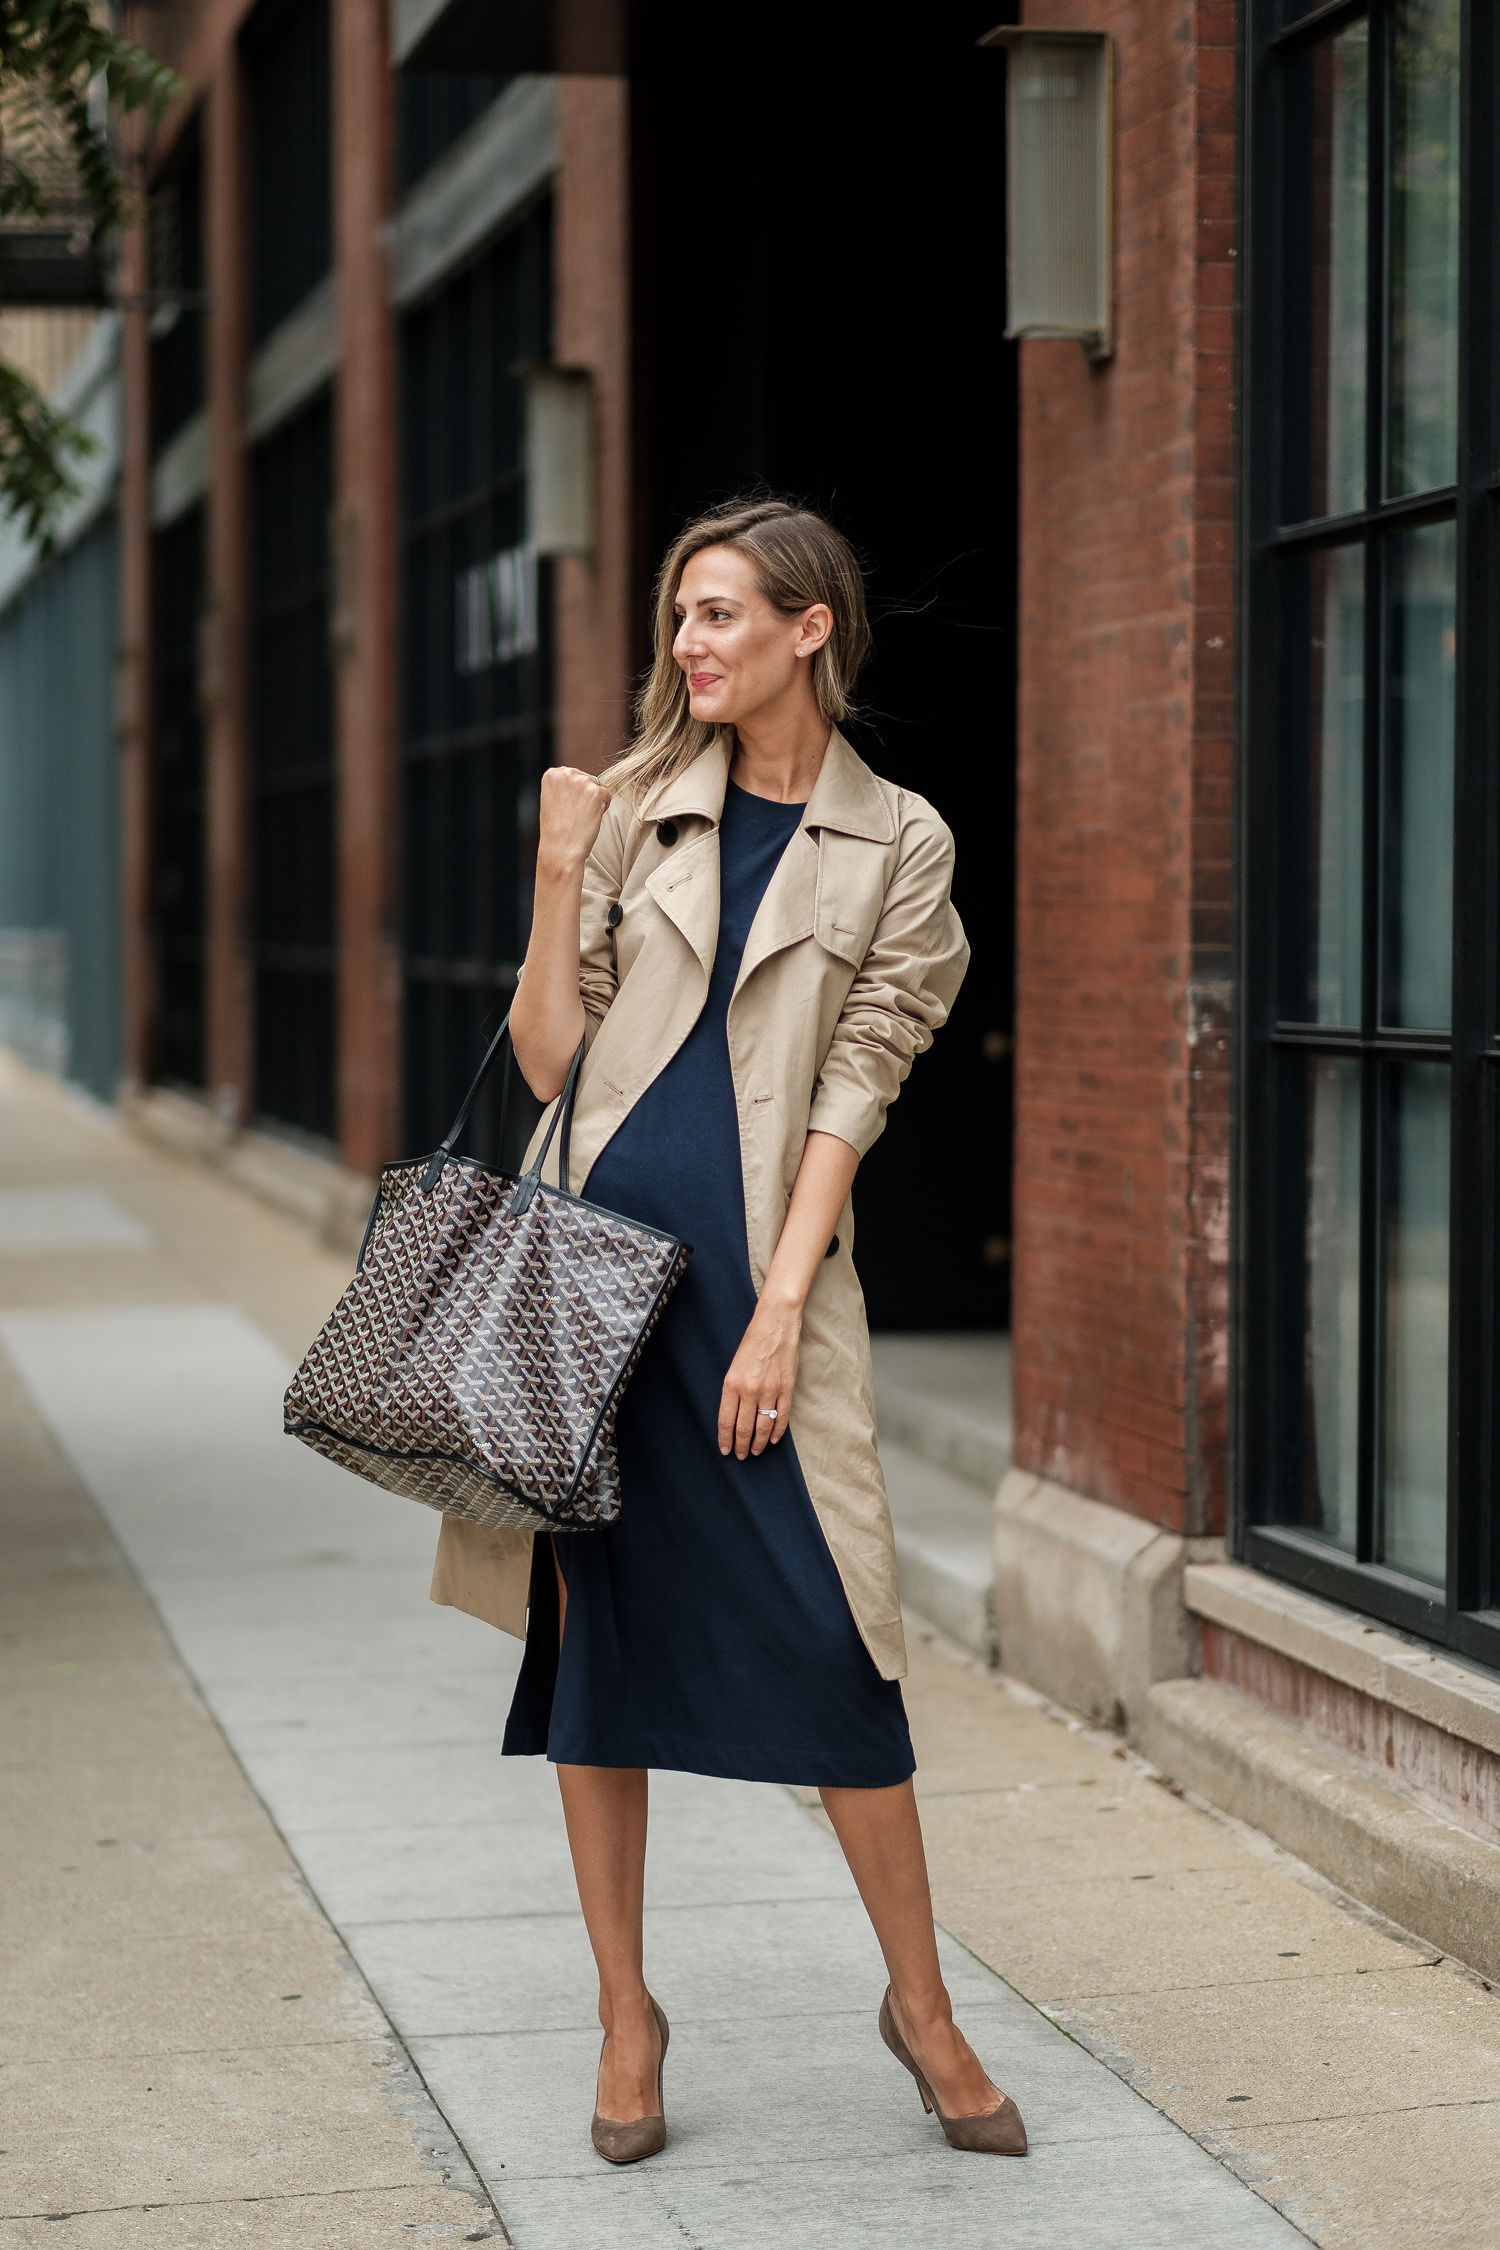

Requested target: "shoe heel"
[{"left": 878, "top": 1984, "right": 1028, "bottom": 2157}]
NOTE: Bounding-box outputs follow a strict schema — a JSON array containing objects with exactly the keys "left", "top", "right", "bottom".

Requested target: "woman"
[{"left": 430, "top": 497, "right": 1026, "bottom": 2163}]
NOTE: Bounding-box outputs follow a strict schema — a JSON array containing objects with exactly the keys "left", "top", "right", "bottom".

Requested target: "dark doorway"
[{"left": 631, "top": 3, "right": 1018, "bottom": 1328}]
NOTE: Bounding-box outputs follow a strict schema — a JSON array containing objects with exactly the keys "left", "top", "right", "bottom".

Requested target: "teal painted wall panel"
[{"left": 0, "top": 513, "right": 122, "bottom": 1101}]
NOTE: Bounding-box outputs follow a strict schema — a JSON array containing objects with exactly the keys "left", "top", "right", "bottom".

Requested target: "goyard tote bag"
[{"left": 283, "top": 1013, "right": 691, "bottom": 1532}]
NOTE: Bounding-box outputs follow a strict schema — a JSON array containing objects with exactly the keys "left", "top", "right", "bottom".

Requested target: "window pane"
[
  {"left": 1382, "top": 519, "right": 1455, "bottom": 1028},
  {"left": 1291, "top": 544, "right": 1364, "bottom": 1024},
  {"left": 1388, "top": 0, "right": 1460, "bottom": 497},
  {"left": 1379, "top": 1060, "right": 1450, "bottom": 1583},
  {"left": 1301, "top": 1056, "right": 1362, "bottom": 1551},
  {"left": 1288, "top": 22, "right": 1368, "bottom": 522}
]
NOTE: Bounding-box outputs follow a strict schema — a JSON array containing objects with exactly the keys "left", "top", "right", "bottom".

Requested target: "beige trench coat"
[{"left": 429, "top": 727, "right": 969, "bottom": 1681}]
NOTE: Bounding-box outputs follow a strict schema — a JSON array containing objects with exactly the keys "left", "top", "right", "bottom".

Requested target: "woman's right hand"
[
  {"left": 538, "top": 764, "right": 611, "bottom": 878},
  {"left": 512, "top": 764, "right": 609, "bottom": 1100}
]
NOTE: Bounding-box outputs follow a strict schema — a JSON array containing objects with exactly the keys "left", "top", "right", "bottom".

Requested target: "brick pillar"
[
  {"left": 117, "top": 217, "right": 154, "bottom": 1094},
  {"left": 554, "top": 76, "right": 633, "bottom": 773},
  {"left": 330, "top": 0, "right": 400, "bottom": 1176},
  {"left": 1011, "top": 0, "right": 1235, "bottom": 1539},
  {"left": 202, "top": 54, "right": 254, "bottom": 1130}
]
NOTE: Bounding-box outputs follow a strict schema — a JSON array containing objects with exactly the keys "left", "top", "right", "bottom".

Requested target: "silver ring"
[{"left": 758, "top": 1407, "right": 779, "bottom": 1420}]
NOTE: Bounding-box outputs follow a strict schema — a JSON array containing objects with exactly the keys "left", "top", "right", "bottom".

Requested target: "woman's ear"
[{"left": 796, "top": 603, "right": 834, "bottom": 659}]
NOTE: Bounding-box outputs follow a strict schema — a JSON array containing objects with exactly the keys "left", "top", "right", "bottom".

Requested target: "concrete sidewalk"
[{"left": 3, "top": 1055, "right": 1498, "bottom": 2247}]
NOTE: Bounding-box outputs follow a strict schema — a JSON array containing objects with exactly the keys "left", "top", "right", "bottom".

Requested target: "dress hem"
[{"left": 507, "top": 1735, "right": 915, "bottom": 1789}]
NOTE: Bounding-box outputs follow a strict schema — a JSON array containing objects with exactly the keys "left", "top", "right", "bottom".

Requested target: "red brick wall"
[
  {"left": 555, "top": 78, "right": 633, "bottom": 774},
  {"left": 1012, "top": 0, "right": 1235, "bottom": 1536}
]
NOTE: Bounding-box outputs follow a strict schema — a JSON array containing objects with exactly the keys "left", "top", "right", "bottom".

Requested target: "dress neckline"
[{"left": 726, "top": 778, "right": 807, "bottom": 814}]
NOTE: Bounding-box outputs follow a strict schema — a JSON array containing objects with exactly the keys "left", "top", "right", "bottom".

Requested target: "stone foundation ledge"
[
  {"left": 1139, "top": 1673, "right": 1500, "bottom": 1985},
  {"left": 992, "top": 1466, "right": 1220, "bottom": 1733},
  {"left": 994, "top": 1473, "right": 1500, "bottom": 1978},
  {"left": 122, "top": 1084, "right": 374, "bottom": 1259}
]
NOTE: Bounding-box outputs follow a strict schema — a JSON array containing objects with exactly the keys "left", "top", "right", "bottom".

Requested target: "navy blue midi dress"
[{"left": 502, "top": 779, "right": 915, "bottom": 1788}]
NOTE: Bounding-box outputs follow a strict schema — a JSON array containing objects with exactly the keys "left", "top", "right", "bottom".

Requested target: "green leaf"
[{"left": 0, "top": 360, "right": 98, "bottom": 554}]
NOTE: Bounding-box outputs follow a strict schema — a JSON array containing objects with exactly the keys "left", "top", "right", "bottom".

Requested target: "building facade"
[{"left": 3, "top": 0, "right": 1497, "bottom": 1960}]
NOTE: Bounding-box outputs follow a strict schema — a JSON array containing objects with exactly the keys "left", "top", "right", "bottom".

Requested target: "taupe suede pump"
[
  {"left": 591, "top": 1996, "right": 670, "bottom": 2164},
  {"left": 879, "top": 1989, "right": 1028, "bottom": 2156}
]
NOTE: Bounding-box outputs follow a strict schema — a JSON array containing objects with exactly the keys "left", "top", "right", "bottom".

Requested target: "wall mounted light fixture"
[
  {"left": 519, "top": 364, "right": 596, "bottom": 557},
  {"left": 979, "top": 27, "right": 1116, "bottom": 363}
]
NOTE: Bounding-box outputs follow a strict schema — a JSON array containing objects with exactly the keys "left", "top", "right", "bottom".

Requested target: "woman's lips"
[{"left": 690, "top": 672, "right": 720, "bottom": 689}]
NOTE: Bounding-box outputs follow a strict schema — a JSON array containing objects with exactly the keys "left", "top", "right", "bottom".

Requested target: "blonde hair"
[{"left": 605, "top": 496, "right": 871, "bottom": 809}]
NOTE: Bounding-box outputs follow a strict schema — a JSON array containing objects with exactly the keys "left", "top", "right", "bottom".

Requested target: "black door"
[
  {"left": 632, "top": 2, "right": 1018, "bottom": 1328},
  {"left": 399, "top": 204, "right": 552, "bottom": 1166}
]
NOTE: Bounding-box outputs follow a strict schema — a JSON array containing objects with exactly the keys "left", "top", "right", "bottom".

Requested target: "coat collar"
[
  {"left": 803, "top": 727, "right": 896, "bottom": 844},
  {"left": 641, "top": 726, "right": 896, "bottom": 845},
  {"left": 640, "top": 727, "right": 896, "bottom": 990},
  {"left": 644, "top": 741, "right": 731, "bottom": 828}
]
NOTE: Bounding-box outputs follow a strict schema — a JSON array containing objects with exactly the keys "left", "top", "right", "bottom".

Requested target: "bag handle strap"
[
  {"left": 419, "top": 1009, "right": 585, "bottom": 1201},
  {"left": 507, "top": 1038, "right": 584, "bottom": 1215}
]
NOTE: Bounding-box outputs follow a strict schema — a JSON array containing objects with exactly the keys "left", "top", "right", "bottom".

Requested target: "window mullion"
[
  {"left": 1355, "top": 5, "right": 1388, "bottom": 1574},
  {"left": 1447, "top": 0, "right": 1497, "bottom": 1619}
]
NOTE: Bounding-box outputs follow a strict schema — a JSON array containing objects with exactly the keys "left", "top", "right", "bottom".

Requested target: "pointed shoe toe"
[
  {"left": 878, "top": 1986, "right": 1028, "bottom": 2157},
  {"left": 939, "top": 2094, "right": 1028, "bottom": 2156},
  {"left": 591, "top": 2110, "right": 668, "bottom": 2164}
]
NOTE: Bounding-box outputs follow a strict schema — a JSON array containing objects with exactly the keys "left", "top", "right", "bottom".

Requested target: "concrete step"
[
  {"left": 881, "top": 1437, "right": 998, "bottom": 1666},
  {"left": 870, "top": 1331, "right": 1011, "bottom": 1495}
]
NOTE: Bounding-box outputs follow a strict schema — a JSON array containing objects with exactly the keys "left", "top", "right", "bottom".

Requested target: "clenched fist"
[{"left": 538, "top": 764, "right": 611, "bottom": 878}]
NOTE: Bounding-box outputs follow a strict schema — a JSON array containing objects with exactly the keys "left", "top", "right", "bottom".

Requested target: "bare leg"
[
  {"left": 550, "top": 1548, "right": 661, "bottom": 2121},
  {"left": 821, "top": 1779, "right": 1002, "bottom": 2117}
]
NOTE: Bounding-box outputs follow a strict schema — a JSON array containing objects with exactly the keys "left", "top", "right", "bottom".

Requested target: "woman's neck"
[{"left": 729, "top": 701, "right": 831, "bottom": 805}]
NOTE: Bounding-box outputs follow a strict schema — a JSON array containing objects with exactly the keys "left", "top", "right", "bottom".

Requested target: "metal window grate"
[
  {"left": 244, "top": 0, "right": 331, "bottom": 344},
  {"left": 397, "top": 72, "right": 510, "bottom": 193},
  {"left": 149, "top": 504, "right": 207, "bottom": 1089},
  {"left": 249, "top": 392, "right": 336, "bottom": 1140},
  {"left": 399, "top": 204, "right": 551, "bottom": 1167},
  {"left": 148, "top": 120, "right": 206, "bottom": 455}
]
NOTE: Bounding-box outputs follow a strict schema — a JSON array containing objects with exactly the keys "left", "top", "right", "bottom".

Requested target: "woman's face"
[{"left": 672, "top": 545, "right": 831, "bottom": 728}]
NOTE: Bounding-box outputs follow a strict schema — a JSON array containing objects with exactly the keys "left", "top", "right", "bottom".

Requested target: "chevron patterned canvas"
[{"left": 283, "top": 1152, "right": 690, "bottom": 1533}]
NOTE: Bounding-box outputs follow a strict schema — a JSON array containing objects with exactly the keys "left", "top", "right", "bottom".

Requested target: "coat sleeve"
[
  {"left": 806, "top": 807, "right": 970, "bottom": 1158},
  {"left": 575, "top": 799, "right": 627, "bottom": 1041}
]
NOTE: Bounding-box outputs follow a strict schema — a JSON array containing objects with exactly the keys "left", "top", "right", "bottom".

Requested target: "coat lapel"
[
  {"left": 631, "top": 729, "right": 895, "bottom": 992},
  {"left": 638, "top": 742, "right": 730, "bottom": 978},
  {"left": 643, "top": 832, "right": 719, "bottom": 976},
  {"left": 734, "top": 728, "right": 895, "bottom": 995}
]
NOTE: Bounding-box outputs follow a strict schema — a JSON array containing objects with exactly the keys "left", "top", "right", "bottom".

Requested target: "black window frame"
[{"left": 1236, "top": 0, "right": 1500, "bottom": 1666}]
